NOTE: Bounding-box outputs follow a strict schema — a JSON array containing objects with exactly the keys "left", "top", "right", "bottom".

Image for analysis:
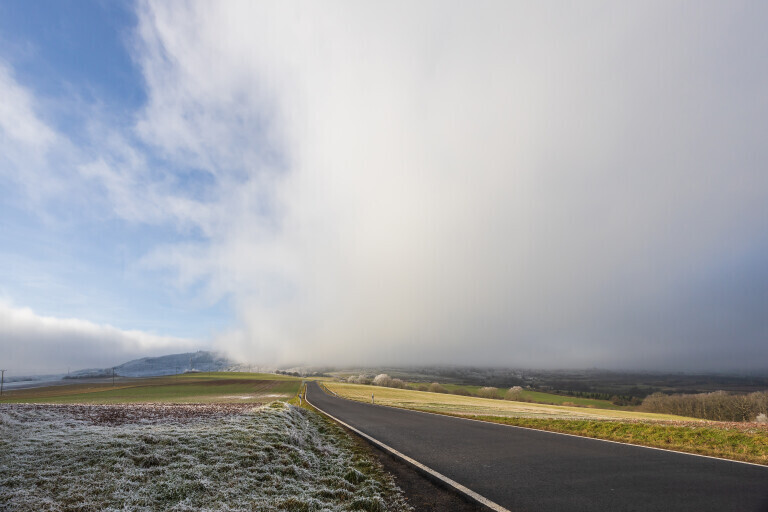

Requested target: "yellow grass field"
[{"left": 323, "top": 382, "right": 695, "bottom": 422}]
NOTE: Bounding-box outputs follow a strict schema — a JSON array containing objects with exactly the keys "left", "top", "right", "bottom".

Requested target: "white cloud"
[
  {"left": 0, "top": 62, "right": 57, "bottom": 151},
  {"left": 0, "top": 301, "right": 197, "bottom": 374},
  {"left": 0, "top": 60, "right": 66, "bottom": 202}
]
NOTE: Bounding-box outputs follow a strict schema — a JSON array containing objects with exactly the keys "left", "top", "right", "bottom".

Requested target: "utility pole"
[
  {"left": 1, "top": 369, "right": 6, "bottom": 396},
  {"left": 112, "top": 367, "right": 115, "bottom": 387}
]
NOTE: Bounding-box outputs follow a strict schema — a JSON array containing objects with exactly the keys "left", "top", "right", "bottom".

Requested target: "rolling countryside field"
[
  {"left": 0, "top": 373, "right": 302, "bottom": 404},
  {"left": 435, "top": 384, "right": 623, "bottom": 409}
]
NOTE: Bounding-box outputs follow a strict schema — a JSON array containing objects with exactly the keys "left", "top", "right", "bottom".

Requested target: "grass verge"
[{"left": 468, "top": 415, "right": 768, "bottom": 465}]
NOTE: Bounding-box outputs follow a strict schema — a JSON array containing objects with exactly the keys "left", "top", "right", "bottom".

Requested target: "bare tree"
[{"left": 641, "top": 390, "right": 768, "bottom": 422}]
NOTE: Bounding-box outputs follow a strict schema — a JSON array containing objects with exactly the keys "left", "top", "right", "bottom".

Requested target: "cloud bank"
[
  {"left": 2, "top": 2, "right": 767, "bottom": 371},
  {"left": 0, "top": 301, "right": 197, "bottom": 374}
]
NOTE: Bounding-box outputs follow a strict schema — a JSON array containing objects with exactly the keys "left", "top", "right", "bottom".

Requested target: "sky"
[{"left": 1, "top": 1, "right": 767, "bottom": 375}]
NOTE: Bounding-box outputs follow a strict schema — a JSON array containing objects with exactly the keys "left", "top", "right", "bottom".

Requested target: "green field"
[
  {"left": 435, "top": 383, "right": 621, "bottom": 409},
  {"left": 0, "top": 372, "right": 302, "bottom": 404}
]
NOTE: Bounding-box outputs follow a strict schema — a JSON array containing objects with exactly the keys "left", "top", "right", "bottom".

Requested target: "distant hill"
[
  {"left": 116, "top": 351, "right": 238, "bottom": 377},
  {"left": 64, "top": 351, "right": 239, "bottom": 379}
]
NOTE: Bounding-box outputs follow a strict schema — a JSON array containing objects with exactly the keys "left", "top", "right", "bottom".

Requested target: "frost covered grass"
[{"left": 0, "top": 402, "right": 412, "bottom": 511}]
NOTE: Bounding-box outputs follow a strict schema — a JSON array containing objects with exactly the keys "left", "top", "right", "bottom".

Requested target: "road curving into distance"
[{"left": 305, "top": 381, "right": 768, "bottom": 512}]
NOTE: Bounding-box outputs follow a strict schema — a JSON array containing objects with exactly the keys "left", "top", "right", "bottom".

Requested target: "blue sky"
[
  {"left": 0, "top": 0, "right": 143, "bottom": 109},
  {"left": 1, "top": 1, "right": 231, "bottom": 373},
  {"left": 1, "top": 1, "right": 767, "bottom": 375}
]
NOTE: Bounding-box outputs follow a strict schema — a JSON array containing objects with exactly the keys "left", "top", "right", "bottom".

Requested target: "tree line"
[{"left": 640, "top": 390, "right": 768, "bottom": 422}]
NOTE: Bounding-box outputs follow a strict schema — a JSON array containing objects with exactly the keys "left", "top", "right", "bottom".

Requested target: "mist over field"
[{"left": 1, "top": 2, "right": 767, "bottom": 373}]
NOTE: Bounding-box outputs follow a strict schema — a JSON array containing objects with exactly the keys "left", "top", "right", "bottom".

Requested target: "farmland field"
[
  {"left": 437, "top": 383, "right": 622, "bottom": 409},
  {"left": 0, "top": 373, "right": 301, "bottom": 404},
  {"left": 325, "top": 382, "right": 688, "bottom": 421}
]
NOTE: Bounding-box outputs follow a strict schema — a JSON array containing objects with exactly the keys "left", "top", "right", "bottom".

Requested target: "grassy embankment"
[
  {"left": 0, "top": 372, "right": 302, "bottom": 404},
  {"left": 325, "top": 382, "right": 768, "bottom": 465}
]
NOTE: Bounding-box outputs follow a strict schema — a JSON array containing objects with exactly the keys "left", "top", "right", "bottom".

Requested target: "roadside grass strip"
[
  {"left": 0, "top": 402, "right": 412, "bottom": 511},
  {"left": 471, "top": 416, "right": 768, "bottom": 466}
]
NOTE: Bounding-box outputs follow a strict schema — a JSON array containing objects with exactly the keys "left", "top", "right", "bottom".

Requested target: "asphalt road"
[{"left": 306, "top": 382, "right": 768, "bottom": 512}]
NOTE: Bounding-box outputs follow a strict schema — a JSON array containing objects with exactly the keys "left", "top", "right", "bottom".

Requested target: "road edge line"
[
  {"left": 305, "top": 388, "right": 511, "bottom": 512},
  {"left": 321, "top": 384, "right": 768, "bottom": 470}
]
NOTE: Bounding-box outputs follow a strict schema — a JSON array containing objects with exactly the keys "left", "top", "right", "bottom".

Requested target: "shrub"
[
  {"left": 416, "top": 385, "right": 429, "bottom": 392},
  {"left": 373, "top": 374, "right": 392, "bottom": 387},
  {"left": 389, "top": 378, "right": 406, "bottom": 389},
  {"left": 610, "top": 395, "right": 640, "bottom": 406},
  {"left": 372, "top": 374, "right": 406, "bottom": 389},
  {"left": 477, "top": 387, "right": 499, "bottom": 399},
  {"left": 451, "top": 388, "right": 470, "bottom": 396},
  {"left": 347, "top": 374, "right": 371, "bottom": 385},
  {"left": 505, "top": 386, "right": 523, "bottom": 401},
  {"left": 428, "top": 382, "right": 448, "bottom": 393},
  {"left": 756, "top": 413, "right": 768, "bottom": 424}
]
